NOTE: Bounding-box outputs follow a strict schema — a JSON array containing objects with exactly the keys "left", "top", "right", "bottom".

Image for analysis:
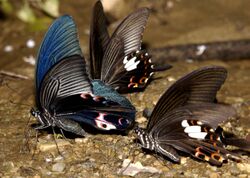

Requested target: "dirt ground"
[{"left": 0, "top": 1, "right": 249, "bottom": 177}]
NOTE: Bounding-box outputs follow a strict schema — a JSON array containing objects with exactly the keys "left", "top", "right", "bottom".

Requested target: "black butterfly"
[
  {"left": 31, "top": 15, "right": 136, "bottom": 136},
  {"left": 135, "top": 66, "right": 250, "bottom": 166},
  {"left": 88, "top": 1, "right": 171, "bottom": 94}
]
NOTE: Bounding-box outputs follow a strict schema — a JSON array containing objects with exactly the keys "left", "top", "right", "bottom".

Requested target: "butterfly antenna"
[
  {"left": 9, "top": 99, "right": 32, "bottom": 108},
  {"left": 6, "top": 82, "right": 33, "bottom": 107}
]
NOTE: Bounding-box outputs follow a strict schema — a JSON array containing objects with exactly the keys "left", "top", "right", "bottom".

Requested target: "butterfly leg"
[
  {"left": 33, "top": 115, "right": 51, "bottom": 130},
  {"left": 55, "top": 117, "right": 86, "bottom": 136}
]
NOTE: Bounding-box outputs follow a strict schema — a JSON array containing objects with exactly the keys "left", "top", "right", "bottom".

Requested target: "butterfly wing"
[
  {"left": 100, "top": 8, "right": 166, "bottom": 93},
  {"left": 147, "top": 66, "right": 227, "bottom": 130},
  {"left": 53, "top": 92, "right": 135, "bottom": 131},
  {"left": 39, "top": 55, "right": 92, "bottom": 112},
  {"left": 35, "top": 15, "right": 83, "bottom": 104},
  {"left": 40, "top": 53, "right": 134, "bottom": 131},
  {"left": 150, "top": 104, "right": 238, "bottom": 165},
  {"left": 89, "top": 1, "right": 110, "bottom": 79}
]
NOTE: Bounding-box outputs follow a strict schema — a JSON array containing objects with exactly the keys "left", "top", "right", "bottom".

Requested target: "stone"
[{"left": 52, "top": 162, "right": 66, "bottom": 172}]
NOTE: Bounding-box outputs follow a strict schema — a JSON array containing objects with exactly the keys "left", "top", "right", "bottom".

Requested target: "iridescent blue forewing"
[{"left": 36, "top": 15, "right": 82, "bottom": 96}]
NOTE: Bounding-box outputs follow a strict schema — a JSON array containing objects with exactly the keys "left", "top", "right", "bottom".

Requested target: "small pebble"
[
  {"left": 75, "top": 137, "right": 88, "bottom": 143},
  {"left": 23, "top": 55, "right": 36, "bottom": 65},
  {"left": 52, "top": 162, "right": 65, "bottom": 172},
  {"left": 238, "top": 174, "right": 248, "bottom": 178},
  {"left": 186, "top": 58, "right": 194, "bottom": 63},
  {"left": 166, "top": 1, "right": 174, "bottom": 8},
  {"left": 196, "top": 45, "right": 206, "bottom": 55},
  {"left": 237, "top": 163, "right": 250, "bottom": 173},
  {"left": 180, "top": 157, "right": 187, "bottom": 164},
  {"left": 146, "top": 154, "right": 151, "bottom": 159},
  {"left": 118, "top": 155, "right": 123, "bottom": 159},
  {"left": 167, "top": 76, "right": 176, "bottom": 82},
  {"left": 38, "top": 140, "right": 71, "bottom": 152},
  {"left": 26, "top": 39, "right": 35, "bottom": 48},
  {"left": 136, "top": 117, "right": 147, "bottom": 124},
  {"left": 4, "top": 45, "right": 13, "bottom": 52},
  {"left": 45, "top": 157, "right": 52, "bottom": 163},
  {"left": 54, "top": 155, "right": 64, "bottom": 162},
  {"left": 210, "top": 172, "right": 220, "bottom": 178}
]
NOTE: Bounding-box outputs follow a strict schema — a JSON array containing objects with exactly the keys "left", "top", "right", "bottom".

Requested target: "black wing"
[
  {"left": 100, "top": 8, "right": 165, "bottom": 93},
  {"left": 147, "top": 66, "right": 227, "bottom": 130},
  {"left": 150, "top": 104, "right": 238, "bottom": 165},
  {"left": 89, "top": 0, "right": 110, "bottom": 79},
  {"left": 40, "top": 55, "right": 92, "bottom": 112}
]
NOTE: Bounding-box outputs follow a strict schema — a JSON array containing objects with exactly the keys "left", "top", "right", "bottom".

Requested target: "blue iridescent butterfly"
[
  {"left": 88, "top": 1, "right": 171, "bottom": 93},
  {"left": 31, "top": 15, "right": 136, "bottom": 136},
  {"left": 135, "top": 66, "right": 250, "bottom": 166}
]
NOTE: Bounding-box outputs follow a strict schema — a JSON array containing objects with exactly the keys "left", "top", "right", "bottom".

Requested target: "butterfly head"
[
  {"left": 30, "top": 108, "right": 52, "bottom": 129},
  {"left": 30, "top": 108, "right": 39, "bottom": 117},
  {"left": 94, "top": 113, "right": 132, "bottom": 131}
]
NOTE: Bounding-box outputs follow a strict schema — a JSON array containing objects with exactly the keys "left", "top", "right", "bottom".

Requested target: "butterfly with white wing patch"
[
  {"left": 88, "top": 1, "right": 171, "bottom": 94},
  {"left": 135, "top": 66, "right": 250, "bottom": 166}
]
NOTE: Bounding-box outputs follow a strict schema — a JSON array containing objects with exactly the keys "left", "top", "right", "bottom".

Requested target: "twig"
[
  {"left": 149, "top": 39, "right": 250, "bottom": 64},
  {"left": 0, "top": 70, "right": 29, "bottom": 80}
]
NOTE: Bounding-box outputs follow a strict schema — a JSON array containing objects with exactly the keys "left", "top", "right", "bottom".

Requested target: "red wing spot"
[
  {"left": 139, "top": 77, "right": 147, "bottom": 84},
  {"left": 211, "top": 153, "right": 224, "bottom": 162},
  {"left": 213, "top": 142, "right": 217, "bottom": 147},
  {"left": 80, "top": 93, "right": 91, "bottom": 99},
  {"left": 93, "top": 96, "right": 102, "bottom": 102},
  {"left": 118, "top": 118, "right": 125, "bottom": 125},
  {"left": 130, "top": 76, "right": 135, "bottom": 83},
  {"left": 128, "top": 83, "right": 135, "bottom": 88}
]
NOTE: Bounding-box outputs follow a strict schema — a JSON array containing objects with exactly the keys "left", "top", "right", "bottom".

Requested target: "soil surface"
[{"left": 0, "top": 1, "right": 249, "bottom": 177}]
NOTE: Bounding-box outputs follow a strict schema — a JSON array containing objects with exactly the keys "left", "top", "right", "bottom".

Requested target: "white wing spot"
[
  {"left": 123, "top": 56, "right": 128, "bottom": 64},
  {"left": 197, "top": 121, "right": 203, "bottom": 125},
  {"left": 188, "top": 132, "right": 207, "bottom": 139},
  {"left": 181, "top": 120, "right": 189, "bottom": 127},
  {"left": 184, "top": 126, "right": 201, "bottom": 133},
  {"left": 124, "top": 57, "right": 140, "bottom": 71},
  {"left": 95, "top": 113, "right": 116, "bottom": 130}
]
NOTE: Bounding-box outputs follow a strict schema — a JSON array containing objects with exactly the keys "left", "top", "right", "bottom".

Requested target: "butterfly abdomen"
[{"left": 135, "top": 127, "right": 155, "bottom": 150}]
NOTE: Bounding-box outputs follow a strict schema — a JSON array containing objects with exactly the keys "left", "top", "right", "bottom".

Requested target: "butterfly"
[
  {"left": 31, "top": 15, "right": 136, "bottom": 136},
  {"left": 88, "top": 1, "right": 171, "bottom": 94},
  {"left": 135, "top": 66, "right": 250, "bottom": 166}
]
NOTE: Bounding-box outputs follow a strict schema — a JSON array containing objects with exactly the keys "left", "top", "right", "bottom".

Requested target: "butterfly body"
[{"left": 135, "top": 66, "right": 250, "bottom": 165}]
